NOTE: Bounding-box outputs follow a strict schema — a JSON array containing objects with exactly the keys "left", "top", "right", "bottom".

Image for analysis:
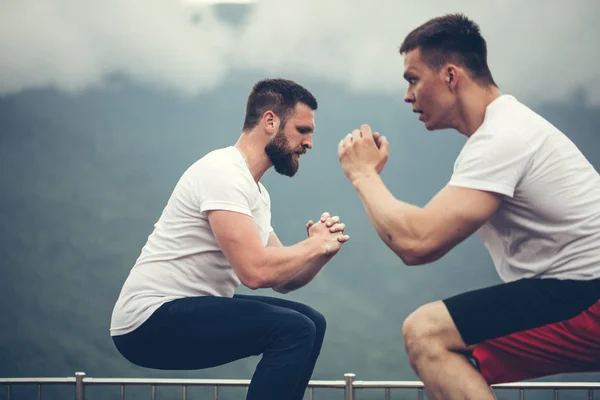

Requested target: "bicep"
[
  {"left": 207, "top": 210, "right": 266, "bottom": 283},
  {"left": 419, "top": 185, "right": 502, "bottom": 253}
]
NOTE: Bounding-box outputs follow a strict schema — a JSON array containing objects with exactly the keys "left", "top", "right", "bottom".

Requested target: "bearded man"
[{"left": 110, "top": 79, "right": 350, "bottom": 400}]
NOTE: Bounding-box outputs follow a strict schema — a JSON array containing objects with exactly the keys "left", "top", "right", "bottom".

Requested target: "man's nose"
[{"left": 303, "top": 135, "right": 313, "bottom": 150}]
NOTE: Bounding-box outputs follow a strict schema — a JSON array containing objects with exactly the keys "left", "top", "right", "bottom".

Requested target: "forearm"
[
  {"left": 351, "top": 173, "right": 425, "bottom": 263},
  {"left": 273, "top": 253, "right": 334, "bottom": 293},
  {"left": 253, "top": 237, "right": 326, "bottom": 289}
]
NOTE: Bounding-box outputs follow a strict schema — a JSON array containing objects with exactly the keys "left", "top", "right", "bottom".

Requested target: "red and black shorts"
[{"left": 443, "top": 277, "right": 600, "bottom": 384}]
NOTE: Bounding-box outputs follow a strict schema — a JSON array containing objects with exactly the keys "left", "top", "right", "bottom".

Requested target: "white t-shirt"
[
  {"left": 448, "top": 95, "right": 600, "bottom": 282},
  {"left": 110, "top": 146, "right": 273, "bottom": 336}
]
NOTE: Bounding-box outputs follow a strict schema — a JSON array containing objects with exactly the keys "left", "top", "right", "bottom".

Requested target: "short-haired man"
[
  {"left": 111, "top": 78, "right": 350, "bottom": 400},
  {"left": 338, "top": 14, "right": 600, "bottom": 400}
]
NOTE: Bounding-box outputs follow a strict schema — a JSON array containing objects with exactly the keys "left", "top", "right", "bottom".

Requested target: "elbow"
[
  {"left": 242, "top": 278, "right": 262, "bottom": 290},
  {"left": 233, "top": 252, "right": 274, "bottom": 290},
  {"left": 273, "top": 285, "right": 291, "bottom": 295},
  {"left": 239, "top": 267, "right": 274, "bottom": 290},
  {"left": 396, "top": 240, "right": 434, "bottom": 266},
  {"left": 235, "top": 267, "right": 264, "bottom": 290},
  {"left": 400, "top": 253, "right": 427, "bottom": 266},
  {"left": 241, "top": 274, "right": 270, "bottom": 290}
]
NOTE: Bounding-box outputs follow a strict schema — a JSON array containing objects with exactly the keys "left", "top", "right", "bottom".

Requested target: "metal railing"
[{"left": 1, "top": 372, "right": 599, "bottom": 400}]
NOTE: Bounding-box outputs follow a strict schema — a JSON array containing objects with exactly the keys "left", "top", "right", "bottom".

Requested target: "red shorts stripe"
[{"left": 473, "top": 299, "right": 600, "bottom": 384}]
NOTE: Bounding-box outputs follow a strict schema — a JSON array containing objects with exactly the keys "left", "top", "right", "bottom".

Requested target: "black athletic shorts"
[{"left": 443, "top": 277, "right": 600, "bottom": 384}]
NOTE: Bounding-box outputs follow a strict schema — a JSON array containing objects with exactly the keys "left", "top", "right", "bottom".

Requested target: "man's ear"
[
  {"left": 445, "top": 64, "right": 459, "bottom": 89},
  {"left": 262, "top": 111, "right": 279, "bottom": 135}
]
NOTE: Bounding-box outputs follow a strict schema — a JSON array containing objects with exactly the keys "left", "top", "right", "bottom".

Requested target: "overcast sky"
[{"left": 1, "top": 0, "right": 599, "bottom": 105}]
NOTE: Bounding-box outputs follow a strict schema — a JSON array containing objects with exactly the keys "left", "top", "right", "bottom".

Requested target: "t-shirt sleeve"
[
  {"left": 447, "top": 130, "right": 534, "bottom": 198},
  {"left": 194, "top": 164, "right": 254, "bottom": 217}
]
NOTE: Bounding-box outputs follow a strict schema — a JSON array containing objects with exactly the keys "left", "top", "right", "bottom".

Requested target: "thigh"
[
  {"left": 114, "top": 295, "right": 311, "bottom": 370},
  {"left": 234, "top": 294, "right": 325, "bottom": 327},
  {"left": 442, "top": 278, "right": 600, "bottom": 346}
]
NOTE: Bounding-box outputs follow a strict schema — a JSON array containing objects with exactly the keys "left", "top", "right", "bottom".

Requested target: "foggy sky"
[{"left": 1, "top": 0, "right": 599, "bottom": 104}]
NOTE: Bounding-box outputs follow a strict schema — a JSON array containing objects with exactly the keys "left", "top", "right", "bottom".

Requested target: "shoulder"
[
  {"left": 485, "top": 94, "right": 533, "bottom": 121},
  {"left": 462, "top": 95, "right": 542, "bottom": 153},
  {"left": 191, "top": 147, "right": 243, "bottom": 171},
  {"left": 175, "top": 147, "right": 255, "bottom": 201},
  {"left": 185, "top": 147, "right": 250, "bottom": 181},
  {"left": 458, "top": 124, "right": 531, "bottom": 165},
  {"left": 483, "top": 95, "right": 560, "bottom": 142}
]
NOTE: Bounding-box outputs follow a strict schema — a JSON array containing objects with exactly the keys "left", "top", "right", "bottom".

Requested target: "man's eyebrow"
[{"left": 297, "top": 125, "right": 314, "bottom": 133}]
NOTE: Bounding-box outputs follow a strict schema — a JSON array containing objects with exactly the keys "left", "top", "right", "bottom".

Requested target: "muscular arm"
[
  {"left": 351, "top": 173, "right": 501, "bottom": 265},
  {"left": 266, "top": 231, "right": 334, "bottom": 294},
  {"left": 208, "top": 210, "right": 327, "bottom": 290}
]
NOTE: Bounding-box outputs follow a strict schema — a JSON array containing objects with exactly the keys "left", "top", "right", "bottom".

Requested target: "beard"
[{"left": 264, "top": 129, "right": 302, "bottom": 177}]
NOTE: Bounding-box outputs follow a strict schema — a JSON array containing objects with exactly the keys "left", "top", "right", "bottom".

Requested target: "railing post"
[
  {"left": 75, "top": 372, "right": 85, "bottom": 400},
  {"left": 344, "top": 373, "right": 355, "bottom": 400}
]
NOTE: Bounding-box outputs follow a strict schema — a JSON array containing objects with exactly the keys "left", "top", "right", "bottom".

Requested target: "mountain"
[{"left": 1, "top": 74, "right": 599, "bottom": 400}]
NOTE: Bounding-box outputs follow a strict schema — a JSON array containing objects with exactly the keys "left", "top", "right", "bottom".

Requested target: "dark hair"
[
  {"left": 399, "top": 13, "right": 497, "bottom": 87},
  {"left": 242, "top": 78, "right": 318, "bottom": 131}
]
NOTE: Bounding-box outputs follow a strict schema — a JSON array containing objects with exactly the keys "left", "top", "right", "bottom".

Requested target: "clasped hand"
[
  {"left": 337, "top": 123, "right": 389, "bottom": 183},
  {"left": 306, "top": 212, "right": 350, "bottom": 255}
]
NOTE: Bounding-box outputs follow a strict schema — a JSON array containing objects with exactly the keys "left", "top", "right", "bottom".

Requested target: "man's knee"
[
  {"left": 402, "top": 301, "right": 466, "bottom": 362},
  {"left": 280, "top": 311, "right": 318, "bottom": 344},
  {"left": 305, "top": 306, "right": 327, "bottom": 337},
  {"left": 403, "top": 302, "right": 444, "bottom": 344},
  {"left": 403, "top": 303, "right": 439, "bottom": 361},
  {"left": 289, "top": 302, "right": 326, "bottom": 338}
]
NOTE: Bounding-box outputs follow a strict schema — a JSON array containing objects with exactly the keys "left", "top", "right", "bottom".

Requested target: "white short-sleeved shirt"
[
  {"left": 448, "top": 95, "right": 600, "bottom": 282},
  {"left": 110, "top": 146, "right": 273, "bottom": 336}
]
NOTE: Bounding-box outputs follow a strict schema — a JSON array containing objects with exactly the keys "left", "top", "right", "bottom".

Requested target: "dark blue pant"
[{"left": 112, "top": 294, "right": 327, "bottom": 400}]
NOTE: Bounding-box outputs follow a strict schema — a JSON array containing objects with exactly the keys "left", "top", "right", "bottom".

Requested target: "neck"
[
  {"left": 454, "top": 84, "right": 502, "bottom": 137},
  {"left": 234, "top": 131, "right": 272, "bottom": 183}
]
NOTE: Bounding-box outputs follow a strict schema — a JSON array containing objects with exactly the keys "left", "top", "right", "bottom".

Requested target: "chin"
[
  {"left": 282, "top": 169, "right": 298, "bottom": 177},
  {"left": 423, "top": 121, "right": 437, "bottom": 131},
  {"left": 273, "top": 161, "right": 299, "bottom": 177},
  {"left": 423, "top": 119, "right": 447, "bottom": 131}
]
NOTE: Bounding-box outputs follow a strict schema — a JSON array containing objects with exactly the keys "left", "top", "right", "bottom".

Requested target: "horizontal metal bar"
[
  {"left": 1, "top": 377, "right": 599, "bottom": 390},
  {"left": 352, "top": 381, "right": 425, "bottom": 388},
  {"left": 303, "top": 380, "right": 347, "bottom": 388},
  {"left": 84, "top": 378, "right": 346, "bottom": 388},
  {"left": 84, "top": 378, "right": 252, "bottom": 386},
  {"left": 493, "top": 383, "right": 600, "bottom": 390},
  {"left": 0, "top": 378, "right": 76, "bottom": 384},
  {"left": 349, "top": 381, "right": 600, "bottom": 390}
]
